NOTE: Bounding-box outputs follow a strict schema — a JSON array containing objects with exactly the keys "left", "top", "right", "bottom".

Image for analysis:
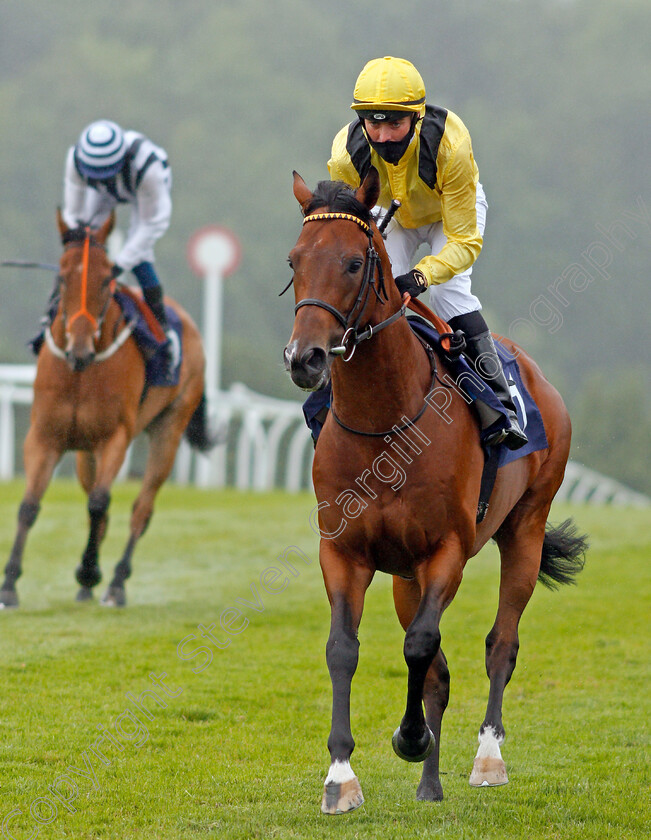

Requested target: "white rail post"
[{"left": 187, "top": 225, "right": 241, "bottom": 487}]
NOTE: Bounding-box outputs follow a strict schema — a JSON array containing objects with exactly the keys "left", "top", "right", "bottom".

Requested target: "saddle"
[
  {"left": 116, "top": 284, "right": 166, "bottom": 343},
  {"left": 113, "top": 286, "right": 183, "bottom": 387}
]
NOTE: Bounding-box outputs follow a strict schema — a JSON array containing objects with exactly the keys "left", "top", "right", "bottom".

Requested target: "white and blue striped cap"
[{"left": 75, "top": 120, "right": 126, "bottom": 179}]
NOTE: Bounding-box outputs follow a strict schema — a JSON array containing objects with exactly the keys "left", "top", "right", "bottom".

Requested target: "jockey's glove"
[
  {"left": 395, "top": 269, "right": 428, "bottom": 298},
  {"left": 111, "top": 264, "right": 124, "bottom": 279}
]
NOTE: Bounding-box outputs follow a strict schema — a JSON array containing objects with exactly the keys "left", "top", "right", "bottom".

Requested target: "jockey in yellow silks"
[{"left": 328, "top": 56, "right": 527, "bottom": 450}]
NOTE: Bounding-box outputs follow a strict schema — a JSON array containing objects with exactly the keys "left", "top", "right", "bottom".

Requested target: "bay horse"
[
  {"left": 0, "top": 211, "right": 214, "bottom": 608},
  {"left": 284, "top": 169, "right": 587, "bottom": 813}
]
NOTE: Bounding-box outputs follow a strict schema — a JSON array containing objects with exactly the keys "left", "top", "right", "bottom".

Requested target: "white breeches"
[{"left": 379, "top": 182, "right": 488, "bottom": 321}]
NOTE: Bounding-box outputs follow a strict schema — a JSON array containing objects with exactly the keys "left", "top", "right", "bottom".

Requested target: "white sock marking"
[
  {"left": 475, "top": 726, "right": 503, "bottom": 760},
  {"left": 325, "top": 759, "right": 356, "bottom": 785}
]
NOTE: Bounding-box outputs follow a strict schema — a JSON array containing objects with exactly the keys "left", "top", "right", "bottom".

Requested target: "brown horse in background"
[
  {"left": 0, "top": 211, "right": 215, "bottom": 608},
  {"left": 284, "top": 169, "right": 586, "bottom": 813}
]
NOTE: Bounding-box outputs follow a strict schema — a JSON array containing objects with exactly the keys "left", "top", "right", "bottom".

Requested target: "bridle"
[
  {"left": 285, "top": 206, "right": 442, "bottom": 437},
  {"left": 46, "top": 228, "right": 135, "bottom": 364},
  {"left": 59, "top": 228, "right": 114, "bottom": 336},
  {"left": 287, "top": 209, "right": 406, "bottom": 362}
]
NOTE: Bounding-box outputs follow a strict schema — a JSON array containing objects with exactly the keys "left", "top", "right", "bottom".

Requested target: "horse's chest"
[
  {"left": 35, "top": 383, "right": 131, "bottom": 446},
  {"left": 315, "top": 471, "right": 444, "bottom": 575}
]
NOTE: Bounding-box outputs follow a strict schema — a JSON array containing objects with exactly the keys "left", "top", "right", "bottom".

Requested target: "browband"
[{"left": 303, "top": 212, "right": 371, "bottom": 234}]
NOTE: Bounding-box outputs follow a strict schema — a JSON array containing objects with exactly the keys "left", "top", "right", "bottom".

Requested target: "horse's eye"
[
  {"left": 347, "top": 259, "right": 364, "bottom": 274},
  {"left": 287, "top": 258, "right": 294, "bottom": 271}
]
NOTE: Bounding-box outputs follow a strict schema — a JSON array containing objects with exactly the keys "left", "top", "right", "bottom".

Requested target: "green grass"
[{"left": 0, "top": 479, "right": 648, "bottom": 839}]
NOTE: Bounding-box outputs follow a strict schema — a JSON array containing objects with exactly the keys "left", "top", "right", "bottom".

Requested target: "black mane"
[{"left": 305, "top": 180, "right": 372, "bottom": 226}]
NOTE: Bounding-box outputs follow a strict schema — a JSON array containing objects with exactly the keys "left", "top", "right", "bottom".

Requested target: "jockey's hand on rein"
[{"left": 395, "top": 269, "right": 428, "bottom": 298}]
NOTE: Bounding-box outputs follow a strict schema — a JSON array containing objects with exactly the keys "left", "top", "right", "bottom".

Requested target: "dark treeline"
[{"left": 0, "top": 0, "right": 649, "bottom": 491}]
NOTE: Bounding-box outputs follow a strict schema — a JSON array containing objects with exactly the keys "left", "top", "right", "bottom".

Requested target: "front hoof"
[
  {"left": 76, "top": 586, "right": 95, "bottom": 602},
  {"left": 469, "top": 757, "right": 508, "bottom": 787},
  {"left": 392, "top": 726, "right": 435, "bottom": 763},
  {"left": 75, "top": 564, "right": 101, "bottom": 588},
  {"left": 100, "top": 585, "right": 126, "bottom": 607},
  {"left": 321, "top": 777, "right": 364, "bottom": 815},
  {"left": 0, "top": 589, "right": 19, "bottom": 609}
]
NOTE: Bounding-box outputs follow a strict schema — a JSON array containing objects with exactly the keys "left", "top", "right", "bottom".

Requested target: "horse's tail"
[
  {"left": 184, "top": 392, "right": 221, "bottom": 453},
  {"left": 537, "top": 518, "right": 588, "bottom": 590}
]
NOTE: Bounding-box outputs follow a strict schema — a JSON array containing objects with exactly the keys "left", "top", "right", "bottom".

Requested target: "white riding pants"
[{"left": 378, "top": 182, "right": 487, "bottom": 321}]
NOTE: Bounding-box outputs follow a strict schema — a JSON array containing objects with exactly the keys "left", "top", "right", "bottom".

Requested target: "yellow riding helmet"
[{"left": 351, "top": 56, "right": 426, "bottom": 117}]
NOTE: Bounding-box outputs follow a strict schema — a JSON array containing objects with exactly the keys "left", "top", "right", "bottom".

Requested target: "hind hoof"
[
  {"left": 321, "top": 776, "right": 364, "bottom": 815},
  {"left": 416, "top": 778, "right": 444, "bottom": 801},
  {"left": 392, "top": 726, "right": 435, "bottom": 763},
  {"left": 76, "top": 586, "right": 95, "bottom": 602},
  {"left": 469, "top": 757, "right": 508, "bottom": 787},
  {"left": 100, "top": 586, "right": 126, "bottom": 607},
  {"left": 0, "top": 589, "right": 19, "bottom": 608}
]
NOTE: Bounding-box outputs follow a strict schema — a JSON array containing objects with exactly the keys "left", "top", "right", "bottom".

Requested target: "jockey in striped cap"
[{"left": 58, "top": 119, "right": 179, "bottom": 381}]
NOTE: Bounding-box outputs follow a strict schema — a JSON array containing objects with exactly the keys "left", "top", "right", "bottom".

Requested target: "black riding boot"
[
  {"left": 448, "top": 311, "right": 528, "bottom": 450},
  {"left": 142, "top": 286, "right": 180, "bottom": 382}
]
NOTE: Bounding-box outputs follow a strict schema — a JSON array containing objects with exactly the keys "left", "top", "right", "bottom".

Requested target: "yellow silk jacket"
[{"left": 328, "top": 106, "right": 482, "bottom": 287}]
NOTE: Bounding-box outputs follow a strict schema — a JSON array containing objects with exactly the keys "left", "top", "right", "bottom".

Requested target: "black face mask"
[{"left": 365, "top": 115, "right": 418, "bottom": 165}]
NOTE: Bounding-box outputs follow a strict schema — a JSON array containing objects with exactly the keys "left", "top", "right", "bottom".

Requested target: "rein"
[
  {"left": 293, "top": 211, "right": 403, "bottom": 362},
  {"left": 330, "top": 345, "right": 438, "bottom": 438}
]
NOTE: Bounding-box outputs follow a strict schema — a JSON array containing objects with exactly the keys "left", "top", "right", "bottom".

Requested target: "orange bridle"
[
  {"left": 65, "top": 229, "right": 99, "bottom": 332},
  {"left": 60, "top": 227, "right": 116, "bottom": 341}
]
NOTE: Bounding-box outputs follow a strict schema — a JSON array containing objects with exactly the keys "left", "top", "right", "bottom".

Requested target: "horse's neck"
[{"left": 331, "top": 317, "right": 430, "bottom": 423}]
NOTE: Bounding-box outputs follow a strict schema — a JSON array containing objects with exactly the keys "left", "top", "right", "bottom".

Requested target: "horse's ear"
[
  {"left": 355, "top": 166, "right": 381, "bottom": 211},
  {"left": 56, "top": 207, "right": 68, "bottom": 240},
  {"left": 95, "top": 211, "right": 115, "bottom": 245},
  {"left": 292, "top": 171, "right": 313, "bottom": 213}
]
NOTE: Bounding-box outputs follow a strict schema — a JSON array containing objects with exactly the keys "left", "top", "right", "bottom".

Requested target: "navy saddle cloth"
[
  {"left": 303, "top": 317, "right": 548, "bottom": 468},
  {"left": 113, "top": 290, "right": 183, "bottom": 388}
]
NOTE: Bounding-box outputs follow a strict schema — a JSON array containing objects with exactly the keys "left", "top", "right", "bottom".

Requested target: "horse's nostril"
[
  {"left": 301, "top": 347, "right": 327, "bottom": 374},
  {"left": 287, "top": 344, "right": 329, "bottom": 390}
]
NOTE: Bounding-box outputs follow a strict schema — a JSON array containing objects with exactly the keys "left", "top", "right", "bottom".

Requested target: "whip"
[{"left": 1, "top": 260, "right": 58, "bottom": 271}]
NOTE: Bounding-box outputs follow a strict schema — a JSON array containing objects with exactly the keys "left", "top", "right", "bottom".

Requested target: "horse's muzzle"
[
  {"left": 65, "top": 330, "right": 96, "bottom": 372},
  {"left": 284, "top": 341, "right": 329, "bottom": 391},
  {"left": 66, "top": 350, "right": 95, "bottom": 373}
]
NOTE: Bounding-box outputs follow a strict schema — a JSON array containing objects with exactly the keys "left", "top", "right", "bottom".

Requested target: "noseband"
[{"left": 293, "top": 211, "right": 406, "bottom": 361}]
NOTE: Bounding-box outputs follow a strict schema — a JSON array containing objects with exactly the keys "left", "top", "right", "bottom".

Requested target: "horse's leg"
[
  {"left": 76, "top": 450, "right": 97, "bottom": 493},
  {"left": 393, "top": 576, "right": 450, "bottom": 801},
  {"left": 73, "top": 452, "right": 106, "bottom": 600},
  {"left": 320, "top": 543, "right": 374, "bottom": 815},
  {"left": 0, "top": 432, "right": 61, "bottom": 607},
  {"left": 392, "top": 546, "right": 463, "bottom": 768},
  {"left": 102, "top": 415, "right": 185, "bottom": 607},
  {"left": 470, "top": 505, "right": 550, "bottom": 787},
  {"left": 75, "top": 431, "right": 129, "bottom": 601}
]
